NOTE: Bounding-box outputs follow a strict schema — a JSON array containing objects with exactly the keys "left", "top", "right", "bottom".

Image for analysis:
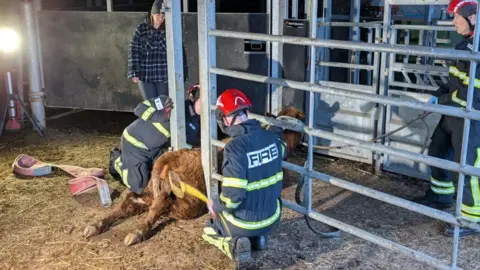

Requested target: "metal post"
[
  {"left": 451, "top": 4, "right": 480, "bottom": 267},
  {"left": 198, "top": 0, "right": 218, "bottom": 201},
  {"left": 266, "top": 0, "right": 272, "bottom": 112},
  {"left": 106, "top": 0, "right": 113, "bottom": 12},
  {"left": 23, "top": 1, "right": 46, "bottom": 131},
  {"left": 183, "top": 0, "right": 189, "bottom": 12},
  {"left": 367, "top": 27, "right": 373, "bottom": 85},
  {"left": 165, "top": 0, "right": 186, "bottom": 150},
  {"left": 270, "top": 0, "right": 287, "bottom": 115},
  {"left": 292, "top": 0, "right": 299, "bottom": 18},
  {"left": 304, "top": 0, "right": 317, "bottom": 212},
  {"left": 323, "top": 0, "right": 332, "bottom": 82},
  {"left": 384, "top": 28, "right": 397, "bottom": 149},
  {"left": 33, "top": 0, "right": 44, "bottom": 90},
  {"left": 375, "top": 1, "right": 392, "bottom": 173},
  {"left": 349, "top": 0, "right": 360, "bottom": 84}
]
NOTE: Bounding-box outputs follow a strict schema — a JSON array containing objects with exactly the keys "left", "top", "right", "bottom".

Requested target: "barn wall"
[{"left": 38, "top": 12, "right": 273, "bottom": 114}]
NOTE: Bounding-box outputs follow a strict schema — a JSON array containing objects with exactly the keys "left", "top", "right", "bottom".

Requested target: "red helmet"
[
  {"left": 215, "top": 89, "right": 252, "bottom": 117},
  {"left": 447, "top": 0, "right": 477, "bottom": 17}
]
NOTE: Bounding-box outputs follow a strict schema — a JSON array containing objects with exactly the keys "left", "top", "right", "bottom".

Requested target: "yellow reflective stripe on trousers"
[
  {"left": 114, "top": 156, "right": 131, "bottom": 188},
  {"left": 222, "top": 177, "right": 249, "bottom": 189},
  {"left": 220, "top": 193, "right": 242, "bottom": 209},
  {"left": 430, "top": 177, "right": 454, "bottom": 188},
  {"left": 452, "top": 90, "right": 467, "bottom": 107},
  {"left": 471, "top": 148, "right": 480, "bottom": 206},
  {"left": 222, "top": 200, "right": 281, "bottom": 230},
  {"left": 121, "top": 169, "right": 130, "bottom": 188},
  {"left": 141, "top": 107, "right": 156, "bottom": 121},
  {"left": 122, "top": 129, "right": 148, "bottom": 150},
  {"left": 449, "top": 66, "right": 480, "bottom": 89},
  {"left": 202, "top": 230, "right": 233, "bottom": 259},
  {"left": 114, "top": 156, "right": 122, "bottom": 175},
  {"left": 152, "top": 122, "right": 171, "bottom": 138},
  {"left": 461, "top": 205, "right": 480, "bottom": 222},
  {"left": 431, "top": 186, "right": 455, "bottom": 195}
]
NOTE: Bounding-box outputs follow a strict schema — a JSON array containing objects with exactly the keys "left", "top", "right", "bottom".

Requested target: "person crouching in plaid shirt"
[{"left": 127, "top": 0, "right": 168, "bottom": 100}]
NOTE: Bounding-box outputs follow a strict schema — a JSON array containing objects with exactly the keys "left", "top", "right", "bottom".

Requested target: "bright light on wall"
[{"left": 0, "top": 28, "right": 20, "bottom": 53}]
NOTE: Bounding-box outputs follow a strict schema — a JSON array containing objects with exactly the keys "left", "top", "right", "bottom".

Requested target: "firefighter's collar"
[{"left": 224, "top": 119, "right": 261, "bottom": 137}]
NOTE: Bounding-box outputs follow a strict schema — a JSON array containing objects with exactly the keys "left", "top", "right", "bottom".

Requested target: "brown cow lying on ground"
[{"left": 83, "top": 107, "right": 305, "bottom": 246}]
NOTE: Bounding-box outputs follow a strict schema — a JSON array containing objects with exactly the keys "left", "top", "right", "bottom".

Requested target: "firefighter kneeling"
[
  {"left": 202, "top": 89, "right": 287, "bottom": 268},
  {"left": 109, "top": 84, "right": 201, "bottom": 194}
]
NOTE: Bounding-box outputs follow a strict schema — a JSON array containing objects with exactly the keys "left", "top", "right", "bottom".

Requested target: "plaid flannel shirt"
[{"left": 128, "top": 18, "right": 168, "bottom": 83}]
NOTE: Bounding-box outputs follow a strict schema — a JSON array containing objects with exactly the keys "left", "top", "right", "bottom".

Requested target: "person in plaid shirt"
[{"left": 128, "top": 0, "right": 168, "bottom": 100}]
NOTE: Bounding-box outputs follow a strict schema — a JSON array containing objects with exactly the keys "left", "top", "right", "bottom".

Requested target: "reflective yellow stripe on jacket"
[
  {"left": 122, "top": 129, "right": 148, "bottom": 150},
  {"left": 222, "top": 200, "right": 281, "bottom": 230},
  {"left": 152, "top": 122, "right": 171, "bottom": 138},
  {"left": 222, "top": 171, "right": 283, "bottom": 191},
  {"left": 142, "top": 107, "right": 156, "bottom": 121},
  {"left": 449, "top": 66, "right": 480, "bottom": 88}
]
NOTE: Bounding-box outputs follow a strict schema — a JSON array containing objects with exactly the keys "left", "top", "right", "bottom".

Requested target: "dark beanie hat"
[{"left": 151, "top": 0, "right": 165, "bottom": 14}]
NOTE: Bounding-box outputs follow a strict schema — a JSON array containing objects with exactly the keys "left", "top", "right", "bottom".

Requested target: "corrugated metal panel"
[
  {"left": 382, "top": 90, "right": 442, "bottom": 180},
  {"left": 313, "top": 86, "right": 377, "bottom": 164}
]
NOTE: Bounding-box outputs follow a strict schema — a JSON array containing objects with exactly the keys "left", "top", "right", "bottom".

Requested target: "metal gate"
[
  {"left": 382, "top": 24, "right": 458, "bottom": 180},
  {"left": 195, "top": 0, "right": 480, "bottom": 269},
  {"left": 314, "top": 21, "right": 382, "bottom": 164}
]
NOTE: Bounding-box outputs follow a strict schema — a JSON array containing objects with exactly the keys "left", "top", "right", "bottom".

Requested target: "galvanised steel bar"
[
  {"left": 209, "top": 29, "right": 480, "bottom": 62},
  {"left": 165, "top": 0, "right": 187, "bottom": 150},
  {"left": 317, "top": 61, "right": 375, "bottom": 70},
  {"left": 391, "top": 24, "right": 455, "bottom": 31},
  {"left": 211, "top": 135, "right": 480, "bottom": 233},
  {"left": 305, "top": 0, "right": 318, "bottom": 213},
  {"left": 281, "top": 200, "right": 459, "bottom": 270},
  {"left": 317, "top": 21, "right": 382, "bottom": 28},
  {"left": 209, "top": 67, "right": 480, "bottom": 121},
  {"left": 270, "top": 0, "right": 288, "bottom": 115},
  {"left": 198, "top": 0, "right": 218, "bottom": 201}
]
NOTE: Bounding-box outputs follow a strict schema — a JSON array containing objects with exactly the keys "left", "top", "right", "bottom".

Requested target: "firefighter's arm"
[
  {"left": 134, "top": 96, "right": 174, "bottom": 122},
  {"left": 212, "top": 141, "right": 248, "bottom": 213}
]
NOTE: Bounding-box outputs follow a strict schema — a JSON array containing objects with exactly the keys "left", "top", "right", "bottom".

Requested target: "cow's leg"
[
  {"left": 124, "top": 191, "right": 172, "bottom": 246},
  {"left": 83, "top": 190, "right": 147, "bottom": 238}
]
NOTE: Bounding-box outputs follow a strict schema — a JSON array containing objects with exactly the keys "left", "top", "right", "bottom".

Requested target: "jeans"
[{"left": 138, "top": 81, "right": 168, "bottom": 99}]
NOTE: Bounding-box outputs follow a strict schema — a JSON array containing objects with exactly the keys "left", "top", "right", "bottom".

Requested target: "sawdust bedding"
[{"left": 0, "top": 109, "right": 479, "bottom": 270}]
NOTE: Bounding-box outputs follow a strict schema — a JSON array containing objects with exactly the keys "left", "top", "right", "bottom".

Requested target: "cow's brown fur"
[{"left": 83, "top": 107, "right": 304, "bottom": 246}]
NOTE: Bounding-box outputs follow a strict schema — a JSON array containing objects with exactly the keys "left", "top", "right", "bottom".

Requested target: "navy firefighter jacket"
[
  {"left": 124, "top": 96, "right": 171, "bottom": 152},
  {"left": 214, "top": 119, "right": 287, "bottom": 230},
  {"left": 124, "top": 98, "right": 201, "bottom": 152}
]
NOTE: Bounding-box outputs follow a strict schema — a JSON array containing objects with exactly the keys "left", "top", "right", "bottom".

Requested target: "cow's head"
[{"left": 266, "top": 107, "right": 305, "bottom": 156}]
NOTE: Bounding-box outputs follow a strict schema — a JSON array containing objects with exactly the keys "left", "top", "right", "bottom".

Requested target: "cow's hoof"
[
  {"left": 124, "top": 230, "right": 143, "bottom": 246},
  {"left": 83, "top": 225, "right": 100, "bottom": 238}
]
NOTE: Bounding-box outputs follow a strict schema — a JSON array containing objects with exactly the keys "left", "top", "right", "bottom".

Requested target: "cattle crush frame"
[
  {"left": 192, "top": 0, "right": 480, "bottom": 269},
  {"left": 13, "top": 0, "right": 480, "bottom": 268}
]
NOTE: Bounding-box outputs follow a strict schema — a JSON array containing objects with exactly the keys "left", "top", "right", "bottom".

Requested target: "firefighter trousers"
[
  {"left": 112, "top": 137, "right": 165, "bottom": 195},
  {"left": 427, "top": 116, "right": 480, "bottom": 222}
]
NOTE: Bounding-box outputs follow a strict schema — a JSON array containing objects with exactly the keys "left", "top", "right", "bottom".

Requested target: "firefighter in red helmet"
[
  {"left": 202, "top": 89, "right": 287, "bottom": 268},
  {"left": 414, "top": 0, "right": 480, "bottom": 237}
]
